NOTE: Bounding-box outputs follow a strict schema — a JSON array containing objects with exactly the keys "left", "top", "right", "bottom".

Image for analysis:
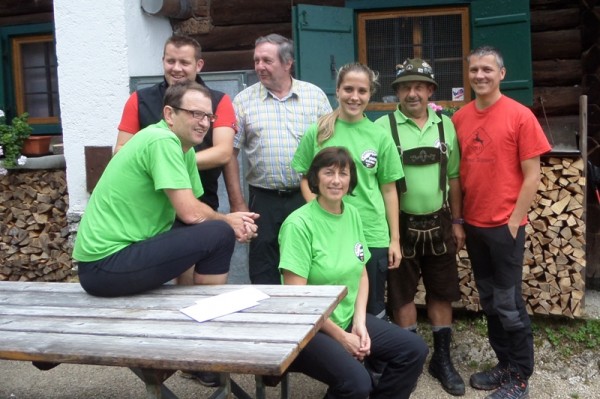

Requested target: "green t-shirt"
[
  {"left": 73, "top": 120, "right": 203, "bottom": 262},
  {"left": 278, "top": 199, "right": 371, "bottom": 330},
  {"left": 292, "top": 116, "right": 404, "bottom": 247},
  {"left": 375, "top": 107, "right": 460, "bottom": 215}
]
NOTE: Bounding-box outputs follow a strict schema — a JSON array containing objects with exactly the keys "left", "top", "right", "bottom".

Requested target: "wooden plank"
[
  {"left": 531, "top": 29, "right": 581, "bottom": 60},
  {"left": 0, "top": 0, "right": 53, "bottom": 16},
  {"left": 532, "top": 86, "right": 582, "bottom": 116},
  {"left": 0, "top": 315, "right": 312, "bottom": 343},
  {"left": 0, "top": 282, "right": 346, "bottom": 299},
  {"left": 201, "top": 50, "right": 255, "bottom": 72},
  {"left": 0, "top": 293, "right": 340, "bottom": 316},
  {"left": 0, "top": 305, "right": 321, "bottom": 324},
  {"left": 0, "top": 331, "right": 294, "bottom": 375},
  {"left": 531, "top": 8, "right": 580, "bottom": 32},
  {"left": 533, "top": 59, "right": 581, "bottom": 86}
]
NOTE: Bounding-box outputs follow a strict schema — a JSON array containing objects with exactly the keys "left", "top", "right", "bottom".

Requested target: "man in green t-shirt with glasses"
[{"left": 74, "top": 81, "right": 259, "bottom": 298}]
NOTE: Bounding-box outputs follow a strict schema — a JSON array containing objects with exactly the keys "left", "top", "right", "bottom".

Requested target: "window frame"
[
  {"left": 12, "top": 33, "right": 60, "bottom": 125},
  {"left": 356, "top": 6, "right": 471, "bottom": 112},
  {"left": 0, "top": 22, "right": 61, "bottom": 135}
]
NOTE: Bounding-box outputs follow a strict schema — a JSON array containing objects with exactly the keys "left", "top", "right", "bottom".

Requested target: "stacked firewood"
[
  {"left": 416, "top": 157, "right": 586, "bottom": 318},
  {"left": 0, "top": 169, "right": 72, "bottom": 281}
]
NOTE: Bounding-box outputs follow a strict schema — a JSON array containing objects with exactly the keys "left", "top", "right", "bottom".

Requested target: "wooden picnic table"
[{"left": 0, "top": 281, "right": 347, "bottom": 399}]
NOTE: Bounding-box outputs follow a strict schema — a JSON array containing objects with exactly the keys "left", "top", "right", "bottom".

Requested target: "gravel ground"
[{"left": 2, "top": 292, "right": 599, "bottom": 399}]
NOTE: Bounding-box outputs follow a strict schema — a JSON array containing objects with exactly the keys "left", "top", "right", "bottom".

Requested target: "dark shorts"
[{"left": 387, "top": 208, "right": 461, "bottom": 309}]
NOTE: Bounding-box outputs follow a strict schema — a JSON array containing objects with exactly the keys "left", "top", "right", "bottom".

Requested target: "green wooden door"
[
  {"left": 471, "top": 0, "right": 533, "bottom": 105},
  {"left": 293, "top": 4, "right": 355, "bottom": 107}
]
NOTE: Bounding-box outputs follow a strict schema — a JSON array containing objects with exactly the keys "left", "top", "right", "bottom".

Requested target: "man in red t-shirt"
[
  {"left": 116, "top": 35, "right": 237, "bottom": 212},
  {"left": 452, "top": 46, "right": 551, "bottom": 399}
]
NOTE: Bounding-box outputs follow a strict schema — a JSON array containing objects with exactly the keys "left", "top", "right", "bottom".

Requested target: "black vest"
[{"left": 137, "top": 76, "right": 226, "bottom": 210}]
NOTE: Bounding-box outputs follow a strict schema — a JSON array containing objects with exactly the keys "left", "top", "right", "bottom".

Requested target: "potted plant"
[{"left": 0, "top": 111, "right": 33, "bottom": 169}]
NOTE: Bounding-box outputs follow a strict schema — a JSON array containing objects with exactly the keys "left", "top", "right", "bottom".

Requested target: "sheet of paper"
[
  {"left": 195, "top": 286, "right": 270, "bottom": 304},
  {"left": 181, "top": 287, "right": 270, "bottom": 323}
]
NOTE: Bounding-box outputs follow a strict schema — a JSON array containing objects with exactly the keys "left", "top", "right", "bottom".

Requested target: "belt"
[{"left": 250, "top": 185, "right": 301, "bottom": 197}]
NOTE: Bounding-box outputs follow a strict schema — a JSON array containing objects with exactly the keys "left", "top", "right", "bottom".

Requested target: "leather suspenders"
[{"left": 388, "top": 111, "right": 448, "bottom": 203}]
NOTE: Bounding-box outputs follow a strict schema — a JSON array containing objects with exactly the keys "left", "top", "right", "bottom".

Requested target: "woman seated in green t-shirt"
[{"left": 279, "top": 147, "right": 427, "bottom": 399}]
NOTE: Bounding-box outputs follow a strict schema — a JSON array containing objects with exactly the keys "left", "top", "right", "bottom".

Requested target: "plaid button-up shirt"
[{"left": 233, "top": 78, "right": 332, "bottom": 189}]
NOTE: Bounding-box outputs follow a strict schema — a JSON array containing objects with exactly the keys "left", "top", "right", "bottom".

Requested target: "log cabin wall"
[
  {"left": 170, "top": 0, "right": 345, "bottom": 72},
  {"left": 580, "top": 0, "right": 600, "bottom": 289},
  {"left": 0, "top": 0, "right": 53, "bottom": 26}
]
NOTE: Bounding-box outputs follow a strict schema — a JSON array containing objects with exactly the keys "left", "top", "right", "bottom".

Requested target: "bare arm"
[
  {"left": 164, "top": 188, "right": 258, "bottom": 242},
  {"left": 349, "top": 267, "right": 371, "bottom": 360},
  {"left": 114, "top": 130, "right": 134, "bottom": 154},
  {"left": 282, "top": 269, "right": 367, "bottom": 359},
  {"left": 223, "top": 148, "right": 249, "bottom": 212},
  {"left": 448, "top": 177, "right": 465, "bottom": 250},
  {"left": 381, "top": 181, "right": 401, "bottom": 268},
  {"left": 508, "top": 156, "right": 542, "bottom": 238},
  {"left": 195, "top": 126, "right": 235, "bottom": 170}
]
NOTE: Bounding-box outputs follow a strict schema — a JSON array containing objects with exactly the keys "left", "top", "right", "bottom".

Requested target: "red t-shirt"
[
  {"left": 118, "top": 91, "right": 237, "bottom": 134},
  {"left": 452, "top": 95, "right": 552, "bottom": 227}
]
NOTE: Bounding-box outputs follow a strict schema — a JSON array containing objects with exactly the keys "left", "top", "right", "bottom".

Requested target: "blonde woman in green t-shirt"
[{"left": 292, "top": 63, "right": 404, "bottom": 319}]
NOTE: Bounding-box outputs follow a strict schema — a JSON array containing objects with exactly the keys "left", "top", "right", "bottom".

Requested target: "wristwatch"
[{"left": 452, "top": 218, "right": 465, "bottom": 225}]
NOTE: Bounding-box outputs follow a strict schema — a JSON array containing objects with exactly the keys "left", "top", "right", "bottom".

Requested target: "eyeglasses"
[{"left": 172, "top": 106, "right": 217, "bottom": 123}]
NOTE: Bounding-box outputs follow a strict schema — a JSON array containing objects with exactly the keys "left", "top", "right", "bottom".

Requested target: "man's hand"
[
  {"left": 388, "top": 239, "right": 401, "bottom": 269},
  {"left": 452, "top": 224, "right": 466, "bottom": 250},
  {"left": 224, "top": 212, "right": 260, "bottom": 243}
]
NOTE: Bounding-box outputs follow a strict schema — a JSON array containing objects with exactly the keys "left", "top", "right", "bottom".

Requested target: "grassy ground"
[{"left": 434, "top": 310, "right": 600, "bottom": 360}]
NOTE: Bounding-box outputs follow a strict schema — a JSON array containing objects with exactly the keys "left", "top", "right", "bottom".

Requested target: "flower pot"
[{"left": 21, "top": 135, "right": 52, "bottom": 156}]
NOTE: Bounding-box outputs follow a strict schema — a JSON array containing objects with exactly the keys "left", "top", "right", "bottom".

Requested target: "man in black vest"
[
  {"left": 115, "top": 35, "right": 237, "bottom": 212},
  {"left": 114, "top": 35, "right": 237, "bottom": 388},
  {"left": 375, "top": 58, "right": 466, "bottom": 396}
]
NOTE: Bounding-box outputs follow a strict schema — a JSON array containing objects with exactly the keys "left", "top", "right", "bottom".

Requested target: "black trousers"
[
  {"left": 464, "top": 223, "right": 534, "bottom": 378},
  {"left": 365, "top": 247, "right": 389, "bottom": 318},
  {"left": 289, "top": 313, "right": 428, "bottom": 399},
  {"left": 247, "top": 186, "right": 305, "bottom": 284},
  {"left": 78, "top": 220, "right": 234, "bottom": 297}
]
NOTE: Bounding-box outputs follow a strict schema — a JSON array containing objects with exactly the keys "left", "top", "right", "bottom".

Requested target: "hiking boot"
[
  {"left": 180, "top": 370, "right": 221, "bottom": 387},
  {"left": 428, "top": 328, "right": 465, "bottom": 396},
  {"left": 485, "top": 374, "right": 529, "bottom": 399},
  {"left": 470, "top": 363, "right": 509, "bottom": 390}
]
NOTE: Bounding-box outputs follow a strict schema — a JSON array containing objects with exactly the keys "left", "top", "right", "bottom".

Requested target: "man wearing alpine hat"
[{"left": 375, "top": 58, "right": 466, "bottom": 396}]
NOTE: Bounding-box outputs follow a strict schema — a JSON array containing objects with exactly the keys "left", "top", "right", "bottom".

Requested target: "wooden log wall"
[
  {"left": 530, "top": 0, "right": 582, "bottom": 118},
  {"left": 415, "top": 157, "right": 586, "bottom": 318},
  {"left": 0, "top": 0, "right": 53, "bottom": 26},
  {"left": 171, "top": 0, "right": 344, "bottom": 72},
  {"left": 0, "top": 170, "right": 73, "bottom": 282},
  {"left": 581, "top": 0, "right": 600, "bottom": 289}
]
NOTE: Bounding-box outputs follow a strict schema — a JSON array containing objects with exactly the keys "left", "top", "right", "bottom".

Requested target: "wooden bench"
[{"left": 0, "top": 281, "right": 346, "bottom": 399}]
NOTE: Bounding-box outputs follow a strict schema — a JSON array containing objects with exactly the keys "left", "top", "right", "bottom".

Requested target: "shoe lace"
[
  {"left": 488, "top": 364, "right": 508, "bottom": 382},
  {"left": 495, "top": 379, "right": 528, "bottom": 399}
]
